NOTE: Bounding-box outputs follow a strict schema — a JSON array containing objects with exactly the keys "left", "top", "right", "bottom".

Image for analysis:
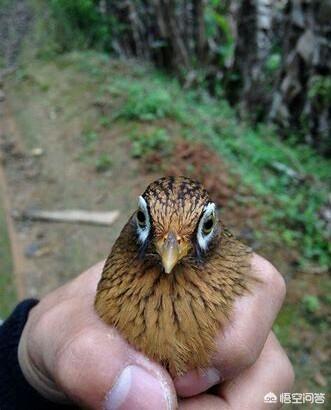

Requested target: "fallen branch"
[{"left": 20, "top": 209, "right": 120, "bottom": 226}]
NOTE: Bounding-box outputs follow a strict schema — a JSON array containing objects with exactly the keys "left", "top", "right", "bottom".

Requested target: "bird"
[{"left": 95, "top": 176, "right": 253, "bottom": 376}]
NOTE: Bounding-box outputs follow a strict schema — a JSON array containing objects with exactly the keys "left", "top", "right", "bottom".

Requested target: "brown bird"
[{"left": 95, "top": 176, "right": 252, "bottom": 376}]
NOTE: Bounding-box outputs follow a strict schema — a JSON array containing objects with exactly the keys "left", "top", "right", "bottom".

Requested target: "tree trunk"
[
  {"left": 101, "top": 0, "right": 330, "bottom": 154},
  {"left": 269, "top": 0, "right": 331, "bottom": 154}
]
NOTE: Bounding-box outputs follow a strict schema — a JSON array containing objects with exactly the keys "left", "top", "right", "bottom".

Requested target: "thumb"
[
  {"left": 54, "top": 324, "right": 176, "bottom": 409},
  {"left": 18, "top": 265, "right": 177, "bottom": 410}
]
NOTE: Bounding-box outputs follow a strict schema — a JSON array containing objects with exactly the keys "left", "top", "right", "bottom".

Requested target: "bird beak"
[{"left": 156, "top": 231, "right": 190, "bottom": 274}]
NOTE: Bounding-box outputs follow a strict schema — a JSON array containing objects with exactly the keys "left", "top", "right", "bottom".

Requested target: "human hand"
[
  {"left": 175, "top": 254, "right": 294, "bottom": 409},
  {"left": 18, "top": 262, "right": 177, "bottom": 409},
  {"left": 18, "top": 255, "right": 293, "bottom": 409}
]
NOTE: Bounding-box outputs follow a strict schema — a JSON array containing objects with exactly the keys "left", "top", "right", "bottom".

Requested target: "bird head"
[{"left": 134, "top": 176, "right": 219, "bottom": 273}]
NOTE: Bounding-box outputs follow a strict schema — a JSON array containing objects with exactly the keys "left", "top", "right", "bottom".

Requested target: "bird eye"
[
  {"left": 136, "top": 196, "right": 151, "bottom": 244},
  {"left": 136, "top": 209, "right": 146, "bottom": 227},
  {"left": 202, "top": 216, "right": 214, "bottom": 235},
  {"left": 196, "top": 202, "right": 216, "bottom": 251}
]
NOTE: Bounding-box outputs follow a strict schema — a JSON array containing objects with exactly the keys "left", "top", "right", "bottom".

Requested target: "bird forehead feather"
[{"left": 142, "top": 176, "right": 209, "bottom": 235}]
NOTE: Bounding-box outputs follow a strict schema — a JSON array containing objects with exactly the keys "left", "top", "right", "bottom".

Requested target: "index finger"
[
  {"left": 175, "top": 253, "right": 286, "bottom": 397},
  {"left": 178, "top": 333, "right": 294, "bottom": 410}
]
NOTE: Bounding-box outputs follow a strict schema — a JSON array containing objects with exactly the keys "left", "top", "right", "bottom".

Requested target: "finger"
[
  {"left": 179, "top": 394, "right": 229, "bottom": 410},
  {"left": 219, "top": 332, "right": 295, "bottom": 410},
  {"left": 54, "top": 319, "right": 177, "bottom": 410},
  {"left": 19, "top": 263, "right": 177, "bottom": 410},
  {"left": 178, "top": 333, "right": 294, "bottom": 410},
  {"left": 175, "top": 254, "right": 286, "bottom": 397},
  {"left": 215, "top": 255, "right": 286, "bottom": 376}
]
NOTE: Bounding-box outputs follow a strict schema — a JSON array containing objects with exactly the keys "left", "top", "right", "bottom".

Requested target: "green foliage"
[
  {"left": 78, "top": 130, "right": 100, "bottom": 161},
  {"left": 82, "top": 130, "right": 99, "bottom": 145},
  {"left": 205, "top": 2, "right": 234, "bottom": 66},
  {"left": 117, "top": 84, "right": 183, "bottom": 121},
  {"left": 99, "top": 115, "right": 112, "bottom": 128},
  {"left": 265, "top": 53, "right": 281, "bottom": 72},
  {"left": 102, "top": 69, "right": 188, "bottom": 122},
  {"left": 43, "top": 0, "right": 118, "bottom": 53},
  {"left": 302, "top": 295, "right": 321, "bottom": 313},
  {"left": 130, "top": 128, "right": 172, "bottom": 158},
  {"left": 95, "top": 153, "right": 112, "bottom": 173},
  {"left": 308, "top": 75, "right": 331, "bottom": 104},
  {"left": 273, "top": 304, "right": 300, "bottom": 348}
]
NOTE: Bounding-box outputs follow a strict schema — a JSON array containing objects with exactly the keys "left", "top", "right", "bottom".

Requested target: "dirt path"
[
  {"left": 0, "top": 96, "right": 29, "bottom": 299},
  {"left": 0, "top": 61, "right": 158, "bottom": 299}
]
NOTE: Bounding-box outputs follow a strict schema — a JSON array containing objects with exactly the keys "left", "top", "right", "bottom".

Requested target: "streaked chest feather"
[{"left": 95, "top": 234, "right": 251, "bottom": 375}]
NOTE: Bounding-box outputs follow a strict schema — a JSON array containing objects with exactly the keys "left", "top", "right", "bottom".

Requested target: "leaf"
[{"left": 302, "top": 295, "right": 320, "bottom": 313}]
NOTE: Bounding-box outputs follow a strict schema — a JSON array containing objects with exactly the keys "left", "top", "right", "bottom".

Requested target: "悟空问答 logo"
[{"left": 264, "top": 392, "right": 278, "bottom": 403}]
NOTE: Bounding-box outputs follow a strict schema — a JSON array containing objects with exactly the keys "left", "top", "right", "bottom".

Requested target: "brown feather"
[{"left": 95, "top": 177, "right": 252, "bottom": 376}]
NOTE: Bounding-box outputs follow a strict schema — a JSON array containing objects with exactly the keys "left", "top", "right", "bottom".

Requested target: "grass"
[
  {"left": 129, "top": 128, "right": 173, "bottom": 158},
  {"left": 273, "top": 273, "right": 330, "bottom": 396},
  {"left": 95, "top": 153, "right": 112, "bottom": 173},
  {"left": 0, "top": 198, "right": 16, "bottom": 318},
  {"left": 72, "top": 52, "right": 331, "bottom": 268},
  {"left": 117, "top": 86, "right": 180, "bottom": 121}
]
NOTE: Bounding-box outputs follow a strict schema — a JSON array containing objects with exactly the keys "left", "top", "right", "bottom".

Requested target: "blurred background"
[{"left": 0, "top": 0, "right": 330, "bottom": 406}]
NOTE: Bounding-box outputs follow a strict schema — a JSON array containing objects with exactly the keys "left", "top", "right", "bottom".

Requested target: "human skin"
[{"left": 18, "top": 254, "right": 294, "bottom": 409}]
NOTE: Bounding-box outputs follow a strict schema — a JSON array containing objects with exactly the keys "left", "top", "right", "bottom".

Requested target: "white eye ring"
[
  {"left": 136, "top": 196, "right": 151, "bottom": 244},
  {"left": 197, "top": 202, "right": 216, "bottom": 251}
]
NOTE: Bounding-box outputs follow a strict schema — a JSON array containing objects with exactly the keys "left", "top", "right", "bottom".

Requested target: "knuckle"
[
  {"left": 279, "top": 350, "right": 295, "bottom": 390},
  {"left": 254, "top": 254, "right": 286, "bottom": 303},
  {"left": 268, "top": 266, "right": 286, "bottom": 303},
  {"left": 232, "top": 339, "right": 259, "bottom": 370},
  {"left": 268, "top": 335, "right": 295, "bottom": 391}
]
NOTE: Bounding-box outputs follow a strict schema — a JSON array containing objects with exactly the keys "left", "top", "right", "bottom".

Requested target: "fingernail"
[
  {"left": 202, "top": 367, "right": 221, "bottom": 385},
  {"left": 105, "top": 365, "right": 171, "bottom": 410},
  {"left": 174, "top": 367, "right": 221, "bottom": 397}
]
